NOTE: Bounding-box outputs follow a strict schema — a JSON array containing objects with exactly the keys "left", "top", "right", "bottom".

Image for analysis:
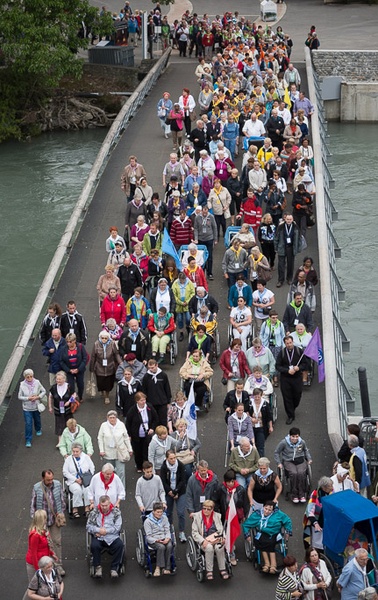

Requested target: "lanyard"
[
  {"left": 285, "top": 224, "right": 292, "bottom": 237},
  {"left": 286, "top": 349, "right": 294, "bottom": 364}
]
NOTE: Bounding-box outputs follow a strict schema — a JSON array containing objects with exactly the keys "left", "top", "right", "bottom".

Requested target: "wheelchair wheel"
[
  {"left": 320, "top": 551, "right": 337, "bottom": 593},
  {"left": 270, "top": 392, "right": 278, "bottom": 423},
  {"left": 185, "top": 537, "right": 197, "bottom": 573},
  {"left": 196, "top": 568, "right": 205, "bottom": 582},
  {"left": 244, "top": 529, "right": 258, "bottom": 568},
  {"left": 305, "top": 463, "right": 312, "bottom": 499},
  {"left": 136, "top": 529, "right": 145, "bottom": 567}
]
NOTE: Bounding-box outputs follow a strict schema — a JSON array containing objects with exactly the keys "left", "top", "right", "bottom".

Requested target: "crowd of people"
[{"left": 19, "top": 5, "right": 376, "bottom": 598}]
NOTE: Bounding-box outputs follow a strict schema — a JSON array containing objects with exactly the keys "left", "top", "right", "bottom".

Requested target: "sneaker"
[
  {"left": 292, "top": 497, "right": 299, "bottom": 504},
  {"left": 36, "top": 431, "right": 42, "bottom": 436},
  {"left": 25, "top": 441, "right": 32, "bottom": 448},
  {"left": 110, "top": 570, "right": 119, "bottom": 578},
  {"left": 276, "top": 282, "right": 282, "bottom": 288},
  {"left": 299, "top": 497, "right": 307, "bottom": 503},
  {"left": 179, "top": 531, "right": 187, "bottom": 543},
  {"left": 95, "top": 566, "right": 102, "bottom": 578},
  {"left": 208, "top": 274, "right": 214, "bottom": 280},
  {"left": 179, "top": 332, "right": 184, "bottom": 342},
  {"left": 153, "top": 566, "right": 161, "bottom": 577}
]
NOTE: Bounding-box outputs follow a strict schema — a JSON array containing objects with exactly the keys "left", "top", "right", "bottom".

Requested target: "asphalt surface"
[{"left": 3, "top": 0, "right": 373, "bottom": 595}]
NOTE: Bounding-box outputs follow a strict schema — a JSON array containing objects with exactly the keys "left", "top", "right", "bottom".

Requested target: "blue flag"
[{"left": 162, "top": 228, "right": 182, "bottom": 270}]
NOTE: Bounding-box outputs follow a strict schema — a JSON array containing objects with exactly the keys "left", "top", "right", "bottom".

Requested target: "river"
[
  {"left": 0, "top": 129, "right": 106, "bottom": 375},
  {"left": 329, "top": 122, "right": 378, "bottom": 414}
]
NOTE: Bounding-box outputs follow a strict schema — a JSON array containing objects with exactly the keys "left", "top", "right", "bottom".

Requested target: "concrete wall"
[{"left": 340, "top": 82, "right": 378, "bottom": 121}]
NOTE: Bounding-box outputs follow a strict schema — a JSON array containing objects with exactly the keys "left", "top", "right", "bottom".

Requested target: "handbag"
[
  {"left": 42, "top": 483, "right": 66, "bottom": 528},
  {"left": 158, "top": 108, "right": 166, "bottom": 118},
  {"left": 37, "top": 402, "right": 46, "bottom": 413},
  {"left": 177, "top": 448, "right": 194, "bottom": 465},
  {"left": 165, "top": 116, "right": 171, "bottom": 125},
  {"left": 81, "top": 471, "right": 93, "bottom": 488},
  {"left": 86, "top": 372, "right": 96, "bottom": 399},
  {"left": 70, "top": 399, "right": 80, "bottom": 414},
  {"left": 189, "top": 110, "right": 197, "bottom": 122},
  {"left": 262, "top": 306, "right": 272, "bottom": 315},
  {"left": 116, "top": 442, "right": 131, "bottom": 463}
]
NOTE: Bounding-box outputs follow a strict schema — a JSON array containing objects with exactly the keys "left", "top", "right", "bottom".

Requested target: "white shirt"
[
  {"left": 242, "top": 119, "right": 266, "bottom": 138},
  {"left": 252, "top": 288, "right": 274, "bottom": 320}
]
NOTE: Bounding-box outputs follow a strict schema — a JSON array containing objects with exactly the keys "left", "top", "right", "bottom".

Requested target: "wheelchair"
[
  {"left": 228, "top": 322, "right": 254, "bottom": 351},
  {"left": 278, "top": 462, "right": 313, "bottom": 502},
  {"left": 86, "top": 529, "right": 126, "bottom": 577},
  {"left": 188, "top": 317, "right": 220, "bottom": 364},
  {"left": 179, "top": 245, "right": 209, "bottom": 269},
  {"left": 62, "top": 478, "right": 73, "bottom": 517},
  {"left": 186, "top": 535, "right": 233, "bottom": 583},
  {"left": 244, "top": 525, "right": 289, "bottom": 573},
  {"left": 151, "top": 329, "right": 178, "bottom": 366},
  {"left": 136, "top": 520, "right": 177, "bottom": 577},
  {"left": 180, "top": 376, "right": 214, "bottom": 412},
  {"left": 268, "top": 391, "right": 278, "bottom": 423}
]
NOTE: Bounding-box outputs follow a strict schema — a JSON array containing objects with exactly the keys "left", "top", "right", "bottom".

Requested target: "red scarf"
[
  {"left": 195, "top": 469, "right": 214, "bottom": 493},
  {"left": 223, "top": 480, "right": 239, "bottom": 496},
  {"left": 97, "top": 502, "right": 115, "bottom": 526},
  {"left": 100, "top": 472, "right": 114, "bottom": 492},
  {"left": 202, "top": 509, "right": 214, "bottom": 530}
]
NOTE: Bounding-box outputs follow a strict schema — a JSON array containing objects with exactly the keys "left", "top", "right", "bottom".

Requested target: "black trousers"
[
  {"left": 278, "top": 246, "right": 294, "bottom": 283},
  {"left": 198, "top": 239, "right": 214, "bottom": 276},
  {"left": 214, "top": 214, "right": 227, "bottom": 240},
  {"left": 261, "top": 242, "right": 276, "bottom": 268},
  {"left": 280, "top": 375, "right": 303, "bottom": 419},
  {"left": 131, "top": 436, "right": 151, "bottom": 470},
  {"left": 91, "top": 536, "right": 124, "bottom": 570},
  {"left": 183, "top": 380, "right": 207, "bottom": 407},
  {"left": 152, "top": 404, "right": 168, "bottom": 427}
]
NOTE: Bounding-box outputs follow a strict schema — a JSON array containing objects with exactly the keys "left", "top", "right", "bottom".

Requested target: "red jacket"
[
  {"left": 183, "top": 265, "right": 208, "bottom": 291},
  {"left": 219, "top": 348, "right": 251, "bottom": 379},
  {"left": 131, "top": 254, "right": 150, "bottom": 282},
  {"left": 147, "top": 313, "right": 176, "bottom": 335},
  {"left": 100, "top": 293, "right": 126, "bottom": 326},
  {"left": 170, "top": 217, "right": 193, "bottom": 247},
  {"left": 238, "top": 197, "right": 262, "bottom": 227},
  {"left": 26, "top": 530, "right": 54, "bottom": 569}
]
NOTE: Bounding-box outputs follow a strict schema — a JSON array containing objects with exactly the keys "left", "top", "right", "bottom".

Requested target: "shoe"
[
  {"left": 300, "top": 497, "right": 307, "bottom": 503},
  {"left": 286, "top": 417, "right": 294, "bottom": 425},
  {"left": 164, "top": 133, "right": 168, "bottom": 139},
  {"left": 158, "top": 355, "right": 165, "bottom": 364},
  {"left": 230, "top": 557, "right": 237, "bottom": 566},
  {"left": 179, "top": 531, "right": 187, "bottom": 543},
  {"left": 72, "top": 511, "right": 80, "bottom": 518},
  {"left": 286, "top": 278, "right": 291, "bottom": 285},
  {"left": 95, "top": 566, "right": 102, "bottom": 578},
  {"left": 25, "top": 441, "right": 32, "bottom": 448},
  {"left": 36, "top": 431, "right": 42, "bottom": 436},
  {"left": 179, "top": 332, "right": 184, "bottom": 342},
  {"left": 292, "top": 497, "right": 299, "bottom": 504},
  {"left": 220, "top": 570, "right": 229, "bottom": 580},
  {"left": 269, "top": 566, "right": 278, "bottom": 575},
  {"left": 206, "top": 571, "right": 214, "bottom": 580},
  {"left": 104, "top": 398, "right": 110, "bottom": 404},
  {"left": 163, "top": 569, "right": 171, "bottom": 575},
  {"left": 208, "top": 274, "right": 214, "bottom": 280},
  {"left": 276, "top": 282, "right": 282, "bottom": 287},
  {"left": 203, "top": 403, "right": 209, "bottom": 413},
  {"left": 153, "top": 566, "right": 161, "bottom": 577},
  {"left": 110, "top": 570, "right": 119, "bottom": 578},
  {"left": 262, "top": 565, "right": 270, "bottom": 573}
]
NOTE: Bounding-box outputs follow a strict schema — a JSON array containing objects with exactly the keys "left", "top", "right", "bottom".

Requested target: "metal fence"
[
  {"left": 0, "top": 48, "right": 172, "bottom": 408},
  {"left": 305, "top": 47, "right": 354, "bottom": 451}
]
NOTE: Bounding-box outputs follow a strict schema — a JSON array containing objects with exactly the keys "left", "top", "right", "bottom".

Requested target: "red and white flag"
[{"left": 224, "top": 491, "right": 241, "bottom": 553}]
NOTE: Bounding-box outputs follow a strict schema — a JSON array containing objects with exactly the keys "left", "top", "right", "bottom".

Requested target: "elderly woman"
[
  {"left": 130, "top": 243, "right": 149, "bottom": 283},
  {"left": 115, "top": 367, "right": 142, "bottom": 420},
  {"left": 179, "top": 348, "right": 214, "bottom": 410},
  {"left": 89, "top": 330, "right": 122, "bottom": 404},
  {"left": 97, "top": 410, "right": 133, "bottom": 488},
  {"left": 48, "top": 371, "right": 76, "bottom": 446},
  {"left": 245, "top": 387, "right": 273, "bottom": 457},
  {"left": 26, "top": 511, "right": 57, "bottom": 582},
  {"left": 170, "top": 417, "right": 201, "bottom": 479},
  {"left": 358, "top": 589, "right": 378, "bottom": 600},
  {"left": 26, "top": 555, "right": 64, "bottom": 599},
  {"left": 331, "top": 462, "right": 357, "bottom": 493},
  {"left": 300, "top": 547, "right": 332, "bottom": 600},
  {"left": 96, "top": 264, "right": 121, "bottom": 304},
  {"left": 207, "top": 177, "right": 231, "bottom": 241},
  {"left": 125, "top": 392, "right": 159, "bottom": 472},
  {"left": 276, "top": 555, "right": 304, "bottom": 600},
  {"left": 18, "top": 369, "right": 46, "bottom": 448},
  {"left": 157, "top": 92, "right": 173, "bottom": 138},
  {"left": 167, "top": 391, "right": 188, "bottom": 434},
  {"left": 130, "top": 215, "right": 149, "bottom": 248},
  {"left": 246, "top": 337, "right": 276, "bottom": 379},
  {"left": 88, "top": 463, "right": 125, "bottom": 508},
  {"left": 220, "top": 338, "right": 251, "bottom": 392},
  {"left": 234, "top": 222, "right": 256, "bottom": 253},
  {"left": 230, "top": 296, "right": 253, "bottom": 352},
  {"left": 228, "top": 403, "right": 254, "bottom": 450},
  {"left": 172, "top": 272, "right": 196, "bottom": 342},
  {"left": 192, "top": 499, "right": 229, "bottom": 580},
  {"left": 248, "top": 457, "right": 283, "bottom": 512},
  {"left": 248, "top": 245, "right": 272, "bottom": 291},
  {"left": 60, "top": 333, "right": 88, "bottom": 402},
  {"left": 106, "top": 225, "right": 125, "bottom": 253},
  {"left": 243, "top": 500, "right": 292, "bottom": 574},
  {"left": 104, "top": 318, "right": 123, "bottom": 342},
  {"left": 148, "top": 425, "right": 176, "bottom": 475},
  {"left": 62, "top": 442, "right": 95, "bottom": 518},
  {"left": 303, "top": 476, "right": 334, "bottom": 550},
  {"left": 58, "top": 417, "right": 93, "bottom": 459},
  {"left": 136, "top": 177, "right": 153, "bottom": 205}
]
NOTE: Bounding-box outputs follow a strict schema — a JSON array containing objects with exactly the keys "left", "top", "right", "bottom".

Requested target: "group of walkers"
[{"left": 18, "top": 5, "right": 375, "bottom": 598}]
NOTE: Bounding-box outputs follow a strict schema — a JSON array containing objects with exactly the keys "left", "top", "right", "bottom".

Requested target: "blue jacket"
[
  {"left": 338, "top": 557, "right": 367, "bottom": 600},
  {"left": 42, "top": 338, "right": 67, "bottom": 374},
  {"left": 228, "top": 283, "right": 252, "bottom": 307}
]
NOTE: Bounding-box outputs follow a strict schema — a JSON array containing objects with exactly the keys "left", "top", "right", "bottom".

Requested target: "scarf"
[
  {"left": 285, "top": 434, "right": 303, "bottom": 448},
  {"left": 255, "top": 468, "right": 273, "bottom": 480},
  {"left": 202, "top": 509, "right": 214, "bottom": 530},
  {"left": 121, "top": 376, "right": 135, "bottom": 394},
  {"left": 25, "top": 378, "right": 36, "bottom": 390},
  {"left": 223, "top": 481, "right": 239, "bottom": 495},
  {"left": 253, "top": 345, "right": 266, "bottom": 357},
  {"left": 195, "top": 469, "right": 214, "bottom": 493},
  {"left": 194, "top": 333, "right": 206, "bottom": 350},
  {"left": 100, "top": 471, "right": 114, "bottom": 492},
  {"left": 166, "top": 459, "right": 178, "bottom": 490},
  {"left": 238, "top": 444, "right": 252, "bottom": 458},
  {"left": 97, "top": 502, "right": 115, "bottom": 526},
  {"left": 147, "top": 367, "right": 162, "bottom": 383}
]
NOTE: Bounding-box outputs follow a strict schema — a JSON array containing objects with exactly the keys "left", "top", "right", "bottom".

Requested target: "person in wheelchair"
[
  {"left": 242, "top": 500, "right": 292, "bottom": 574},
  {"left": 228, "top": 403, "right": 255, "bottom": 451},
  {"left": 274, "top": 427, "right": 312, "bottom": 504},
  {"left": 192, "top": 499, "right": 230, "bottom": 580},
  {"left": 147, "top": 306, "right": 176, "bottom": 364},
  {"left": 190, "top": 305, "right": 218, "bottom": 337},
  {"left": 62, "top": 442, "right": 95, "bottom": 518},
  {"left": 230, "top": 296, "right": 253, "bottom": 352},
  {"left": 180, "top": 349, "right": 213, "bottom": 410},
  {"left": 86, "top": 494, "right": 124, "bottom": 579},
  {"left": 244, "top": 365, "right": 274, "bottom": 402},
  {"left": 143, "top": 502, "right": 173, "bottom": 577},
  {"left": 189, "top": 286, "right": 219, "bottom": 317},
  {"left": 172, "top": 272, "right": 196, "bottom": 342},
  {"left": 187, "top": 324, "right": 212, "bottom": 362}
]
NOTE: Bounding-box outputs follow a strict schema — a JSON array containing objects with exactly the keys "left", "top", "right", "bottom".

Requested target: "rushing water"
[
  {"left": 329, "top": 123, "right": 378, "bottom": 414},
  {"left": 0, "top": 129, "right": 106, "bottom": 375}
]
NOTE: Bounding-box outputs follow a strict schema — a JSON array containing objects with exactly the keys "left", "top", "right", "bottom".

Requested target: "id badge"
[
  {"left": 234, "top": 262, "right": 240, "bottom": 269},
  {"left": 232, "top": 365, "right": 238, "bottom": 373},
  {"left": 69, "top": 328, "right": 74, "bottom": 334},
  {"left": 236, "top": 435, "right": 241, "bottom": 443},
  {"left": 294, "top": 319, "right": 299, "bottom": 326},
  {"left": 219, "top": 169, "right": 223, "bottom": 174},
  {"left": 59, "top": 401, "right": 65, "bottom": 414},
  {"left": 102, "top": 359, "right": 108, "bottom": 367},
  {"left": 252, "top": 270, "right": 257, "bottom": 279},
  {"left": 200, "top": 495, "right": 206, "bottom": 503},
  {"left": 131, "top": 344, "right": 137, "bottom": 351},
  {"left": 202, "top": 227, "right": 207, "bottom": 234},
  {"left": 286, "top": 237, "right": 291, "bottom": 244}
]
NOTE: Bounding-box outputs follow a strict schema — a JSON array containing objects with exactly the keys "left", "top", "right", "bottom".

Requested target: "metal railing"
[
  {"left": 0, "top": 48, "right": 172, "bottom": 408},
  {"left": 305, "top": 47, "right": 354, "bottom": 453}
]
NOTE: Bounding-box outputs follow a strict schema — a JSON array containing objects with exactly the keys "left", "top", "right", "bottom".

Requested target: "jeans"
[
  {"left": 166, "top": 493, "right": 186, "bottom": 532},
  {"left": 106, "top": 458, "right": 126, "bottom": 489},
  {"left": 236, "top": 473, "right": 252, "bottom": 489},
  {"left": 253, "top": 427, "right": 266, "bottom": 458},
  {"left": 177, "top": 311, "right": 191, "bottom": 330},
  {"left": 24, "top": 410, "right": 41, "bottom": 442}
]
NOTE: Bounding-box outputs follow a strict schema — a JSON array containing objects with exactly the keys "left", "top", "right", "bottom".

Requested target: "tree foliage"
[{"left": 0, "top": 0, "right": 114, "bottom": 141}]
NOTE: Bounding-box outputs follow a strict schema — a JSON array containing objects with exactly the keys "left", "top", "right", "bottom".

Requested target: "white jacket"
[
  {"left": 62, "top": 453, "right": 95, "bottom": 485},
  {"left": 97, "top": 419, "right": 132, "bottom": 460}
]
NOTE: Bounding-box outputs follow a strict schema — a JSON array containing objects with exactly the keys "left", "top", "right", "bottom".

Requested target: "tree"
[{"left": 0, "top": 0, "right": 114, "bottom": 141}]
